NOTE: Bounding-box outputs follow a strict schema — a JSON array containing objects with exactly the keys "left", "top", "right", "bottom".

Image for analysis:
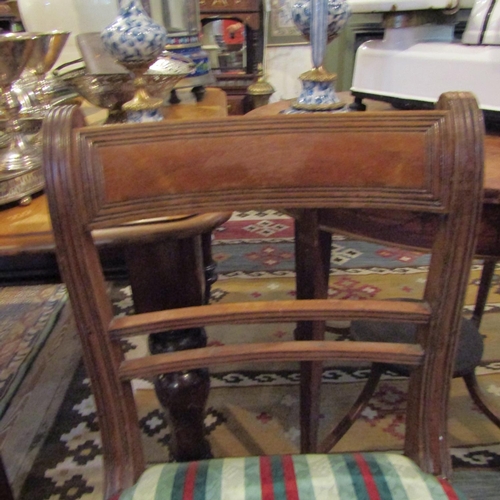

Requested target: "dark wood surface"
[
  {"left": 0, "top": 193, "right": 229, "bottom": 284},
  {"left": 43, "top": 93, "right": 482, "bottom": 498}
]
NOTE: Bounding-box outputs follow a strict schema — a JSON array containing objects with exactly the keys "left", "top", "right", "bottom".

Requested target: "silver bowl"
[{"left": 53, "top": 52, "right": 194, "bottom": 122}]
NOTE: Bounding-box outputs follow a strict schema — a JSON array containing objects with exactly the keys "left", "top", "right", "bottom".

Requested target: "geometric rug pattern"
[
  {"left": 20, "top": 210, "right": 500, "bottom": 499},
  {"left": 21, "top": 363, "right": 500, "bottom": 499},
  {"left": 0, "top": 284, "right": 67, "bottom": 419}
]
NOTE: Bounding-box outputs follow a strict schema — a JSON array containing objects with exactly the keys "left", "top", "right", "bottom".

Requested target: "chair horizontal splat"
[
  {"left": 76, "top": 112, "right": 453, "bottom": 229},
  {"left": 118, "top": 341, "right": 425, "bottom": 381},
  {"left": 108, "top": 299, "right": 432, "bottom": 339}
]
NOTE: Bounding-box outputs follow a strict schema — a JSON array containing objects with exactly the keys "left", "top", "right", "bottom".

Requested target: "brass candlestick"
[
  {"left": 122, "top": 60, "right": 164, "bottom": 116},
  {"left": 247, "top": 64, "right": 275, "bottom": 109}
]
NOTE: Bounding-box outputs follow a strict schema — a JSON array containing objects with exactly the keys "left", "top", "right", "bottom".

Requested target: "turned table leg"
[
  {"left": 125, "top": 234, "right": 212, "bottom": 461},
  {"left": 202, "top": 231, "right": 218, "bottom": 305},
  {"left": 148, "top": 329, "right": 211, "bottom": 461}
]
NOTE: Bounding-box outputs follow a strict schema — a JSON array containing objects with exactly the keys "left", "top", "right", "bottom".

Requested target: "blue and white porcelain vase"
[
  {"left": 292, "top": 0, "right": 351, "bottom": 44},
  {"left": 101, "top": 0, "right": 167, "bottom": 65},
  {"left": 289, "top": 0, "right": 351, "bottom": 112},
  {"left": 101, "top": 0, "right": 168, "bottom": 122}
]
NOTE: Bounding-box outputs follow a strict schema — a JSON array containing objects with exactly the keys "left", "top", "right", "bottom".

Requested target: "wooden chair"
[
  {"left": 43, "top": 92, "right": 483, "bottom": 499},
  {"left": 318, "top": 308, "right": 494, "bottom": 453}
]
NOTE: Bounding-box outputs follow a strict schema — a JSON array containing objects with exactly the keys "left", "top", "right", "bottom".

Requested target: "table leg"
[
  {"left": 125, "top": 234, "right": 212, "bottom": 461},
  {"left": 202, "top": 231, "right": 218, "bottom": 305},
  {"left": 294, "top": 210, "right": 332, "bottom": 453}
]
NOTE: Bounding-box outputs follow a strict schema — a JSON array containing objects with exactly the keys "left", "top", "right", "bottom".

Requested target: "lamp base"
[{"left": 289, "top": 66, "right": 348, "bottom": 113}]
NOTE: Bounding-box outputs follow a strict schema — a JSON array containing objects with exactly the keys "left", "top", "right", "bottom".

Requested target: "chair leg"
[
  {"left": 463, "top": 371, "right": 500, "bottom": 428},
  {"left": 471, "top": 259, "right": 497, "bottom": 327},
  {"left": 463, "top": 260, "right": 500, "bottom": 427},
  {"left": 298, "top": 359, "right": 324, "bottom": 453},
  {"left": 294, "top": 210, "right": 332, "bottom": 453},
  {"left": 319, "top": 364, "right": 384, "bottom": 453}
]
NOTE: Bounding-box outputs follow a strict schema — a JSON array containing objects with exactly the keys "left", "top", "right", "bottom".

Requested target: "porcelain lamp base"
[{"left": 292, "top": 66, "right": 346, "bottom": 112}]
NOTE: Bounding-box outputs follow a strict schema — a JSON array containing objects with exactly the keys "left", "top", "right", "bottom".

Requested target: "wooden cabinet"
[
  {"left": 200, "top": 0, "right": 262, "bottom": 115},
  {"left": 216, "top": 74, "right": 255, "bottom": 115},
  {"left": 200, "top": 0, "right": 261, "bottom": 19}
]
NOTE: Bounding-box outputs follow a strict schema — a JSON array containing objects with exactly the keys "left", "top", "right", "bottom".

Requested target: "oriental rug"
[
  {"left": 0, "top": 284, "right": 77, "bottom": 495},
  {"left": 20, "top": 211, "right": 500, "bottom": 499},
  {"left": 0, "top": 284, "right": 68, "bottom": 419}
]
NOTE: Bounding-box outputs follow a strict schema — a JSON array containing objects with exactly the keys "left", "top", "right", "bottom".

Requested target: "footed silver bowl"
[{"left": 53, "top": 53, "right": 194, "bottom": 123}]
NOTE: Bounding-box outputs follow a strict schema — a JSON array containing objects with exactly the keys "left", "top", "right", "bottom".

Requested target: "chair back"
[{"left": 43, "top": 93, "right": 484, "bottom": 498}]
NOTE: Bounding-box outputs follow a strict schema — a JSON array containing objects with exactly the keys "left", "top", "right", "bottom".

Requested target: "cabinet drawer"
[
  {"left": 225, "top": 94, "right": 254, "bottom": 115},
  {"left": 200, "top": 0, "right": 260, "bottom": 13}
]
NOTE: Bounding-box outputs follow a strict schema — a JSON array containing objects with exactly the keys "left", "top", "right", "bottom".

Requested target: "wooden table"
[
  {"left": 0, "top": 88, "right": 230, "bottom": 476},
  {"left": 0, "top": 87, "right": 231, "bottom": 284},
  {"left": 248, "top": 95, "right": 500, "bottom": 325}
]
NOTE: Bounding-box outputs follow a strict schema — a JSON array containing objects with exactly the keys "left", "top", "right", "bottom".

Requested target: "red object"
[{"left": 223, "top": 19, "right": 245, "bottom": 45}]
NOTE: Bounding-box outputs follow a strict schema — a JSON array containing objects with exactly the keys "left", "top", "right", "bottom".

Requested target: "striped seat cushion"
[{"left": 118, "top": 453, "right": 466, "bottom": 499}]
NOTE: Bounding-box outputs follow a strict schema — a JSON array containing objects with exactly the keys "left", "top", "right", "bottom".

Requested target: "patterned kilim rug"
[
  {"left": 0, "top": 284, "right": 68, "bottom": 419},
  {"left": 21, "top": 211, "right": 500, "bottom": 499}
]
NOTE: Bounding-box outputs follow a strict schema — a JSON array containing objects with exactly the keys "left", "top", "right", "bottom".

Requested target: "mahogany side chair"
[{"left": 43, "top": 92, "right": 483, "bottom": 500}]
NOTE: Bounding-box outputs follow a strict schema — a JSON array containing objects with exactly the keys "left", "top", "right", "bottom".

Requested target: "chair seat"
[
  {"left": 116, "top": 453, "right": 466, "bottom": 499},
  {"left": 351, "top": 318, "right": 483, "bottom": 378}
]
